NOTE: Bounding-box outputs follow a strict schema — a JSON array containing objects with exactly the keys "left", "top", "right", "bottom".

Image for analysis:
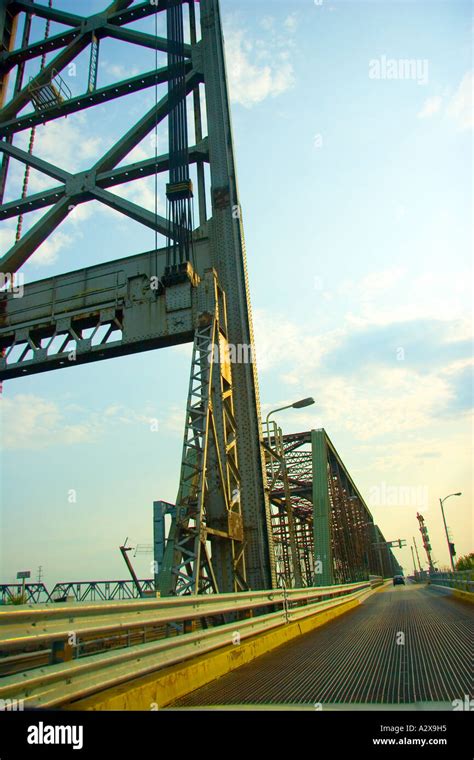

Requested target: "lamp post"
[
  {"left": 265, "top": 397, "right": 315, "bottom": 441},
  {"left": 439, "top": 492, "right": 461, "bottom": 572},
  {"left": 264, "top": 397, "right": 315, "bottom": 589}
]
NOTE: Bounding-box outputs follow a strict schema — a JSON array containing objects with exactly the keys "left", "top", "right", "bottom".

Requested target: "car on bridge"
[{"left": 393, "top": 575, "right": 405, "bottom": 586}]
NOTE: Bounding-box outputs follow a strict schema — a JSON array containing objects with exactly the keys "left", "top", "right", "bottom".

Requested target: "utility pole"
[
  {"left": 413, "top": 536, "right": 423, "bottom": 573},
  {"left": 439, "top": 493, "right": 461, "bottom": 572},
  {"left": 416, "top": 513, "right": 436, "bottom": 573}
]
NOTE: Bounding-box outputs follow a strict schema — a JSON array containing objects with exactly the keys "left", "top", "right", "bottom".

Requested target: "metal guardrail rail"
[
  {"left": 427, "top": 571, "right": 473, "bottom": 592},
  {"left": 0, "top": 581, "right": 379, "bottom": 708}
]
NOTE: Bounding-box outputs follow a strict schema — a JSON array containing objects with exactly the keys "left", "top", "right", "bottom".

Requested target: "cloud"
[
  {"left": 161, "top": 405, "right": 186, "bottom": 435},
  {"left": 223, "top": 19, "right": 295, "bottom": 107},
  {"left": 318, "top": 370, "right": 451, "bottom": 441},
  {"left": 447, "top": 71, "right": 473, "bottom": 130},
  {"left": 253, "top": 299, "right": 472, "bottom": 444},
  {"left": 322, "top": 319, "right": 472, "bottom": 376},
  {"left": 0, "top": 395, "right": 157, "bottom": 450},
  {"left": 27, "top": 114, "right": 104, "bottom": 173},
  {"left": 338, "top": 268, "right": 405, "bottom": 301},
  {"left": 416, "top": 71, "right": 473, "bottom": 130},
  {"left": 284, "top": 14, "right": 298, "bottom": 32},
  {"left": 253, "top": 307, "right": 333, "bottom": 374},
  {"left": 100, "top": 61, "right": 140, "bottom": 81},
  {"left": 417, "top": 95, "right": 442, "bottom": 119},
  {"left": 438, "top": 364, "right": 474, "bottom": 416},
  {"left": 0, "top": 222, "right": 17, "bottom": 257},
  {"left": 260, "top": 16, "right": 275, "bottom": 32},
  {"left": 114, "top": 177, "right": 165, "bottom": 215},
  {"left": 29, "top": 230, "right": 75, "bottom": 267},
  {"left": 0, "top": 208, "right": 83, "bottom": 264}
]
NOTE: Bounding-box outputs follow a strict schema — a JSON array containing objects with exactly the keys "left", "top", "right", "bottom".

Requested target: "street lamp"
[
  {"left": 265, "top": 397, "right": 315, "bottom": 434},
  {"left": 265, "top": 397, "right": 315, "bottom": 475},
  {"left": 264, "top": 397, "right": 315, "bottom": 589},
  {"left": 439, "top": 492, "right": 462, "bottom": 572}
]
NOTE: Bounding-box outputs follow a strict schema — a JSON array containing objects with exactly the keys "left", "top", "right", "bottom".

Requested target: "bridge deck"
[{"left": 171, "top": 585, "right": 473, "bottom": 708}]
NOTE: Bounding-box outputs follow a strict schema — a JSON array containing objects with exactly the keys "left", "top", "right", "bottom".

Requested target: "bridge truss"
[
  {"left": 264, "top": 429, "right": 401, "bottom": 587},
  {"left": 0, "top": 0, "right": 275, "bottom": 594},
  {"left": 1, "top": 1, "right": 400, "bottom": 598}
]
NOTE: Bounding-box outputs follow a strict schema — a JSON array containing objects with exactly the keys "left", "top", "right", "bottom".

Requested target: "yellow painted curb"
[
  {"left": 452, "top": 589, "right": 473, "bottom": 604},
  {"left": 68, "top": 595, "right": 364, "bottom": 711}
]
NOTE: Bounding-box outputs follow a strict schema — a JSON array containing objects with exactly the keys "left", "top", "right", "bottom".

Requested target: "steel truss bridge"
[
  {"left": 0, "top": 579, "right": 155, "bottom": 603},
  {"left": 0, "top": 0, "right": 470, "bottom": 712},
  {"left": 0, "top": 0, "right": 400, "bottom": 596}
]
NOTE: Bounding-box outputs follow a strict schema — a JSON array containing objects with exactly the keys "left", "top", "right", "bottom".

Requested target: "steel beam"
[
  {"left": 11, "top": 1, "right": 84, "bottom": 27},
  {"left": 1, "top": 28, "right": 81, "bottom": 71},
  {"left": 311, "top": 429, "right": 333, "bottom": 586},
  {"left": 0, "top": 66, "right": 188, "bottom": 137},
  {"left": 200, "top": 0, "right": 276, "bottom": 590},
  {"left": 0, "top": 242, "right": 212, "bottom": 380},
  {"left": 103, "top": 24, "right": 192, "bottom": 56},
  {"left": 0, "top": 143, "right": 209, "bottom": 221},
  {"left": 0, "top": 33, "right": 90, "bottom": 122},
  {"left": 1, "top": 196, "right": 72, "bottom": 273}
]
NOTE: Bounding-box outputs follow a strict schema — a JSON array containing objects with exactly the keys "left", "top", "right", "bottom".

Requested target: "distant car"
[{"left": 393, "top": 575, "right": 405, "bottom": 586}]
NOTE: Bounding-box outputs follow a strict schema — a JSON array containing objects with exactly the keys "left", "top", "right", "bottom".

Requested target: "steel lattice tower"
[{"left": 0, "top": 0, "right": 276, "bottom": 593}]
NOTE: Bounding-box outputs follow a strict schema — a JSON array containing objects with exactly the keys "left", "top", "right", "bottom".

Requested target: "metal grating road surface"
[{"left": 172, "top": 585, "right": 473, "bottom": 707}]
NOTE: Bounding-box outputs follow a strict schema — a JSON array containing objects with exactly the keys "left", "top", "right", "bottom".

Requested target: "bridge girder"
[{"left": 0, "top": 0, "right": 276, "bottom": 592}]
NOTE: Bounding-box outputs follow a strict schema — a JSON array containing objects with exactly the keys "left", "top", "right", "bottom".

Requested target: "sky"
[{"left": 0, "top": 0, "right": 472, "bottom": 588}]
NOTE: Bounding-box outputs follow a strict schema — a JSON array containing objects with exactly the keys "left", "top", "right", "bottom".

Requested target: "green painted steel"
[{"left": 311, "top": 429, "right": 333, "bottom": 586}]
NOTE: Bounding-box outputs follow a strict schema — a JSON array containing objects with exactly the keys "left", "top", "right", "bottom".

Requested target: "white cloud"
[
  {"left": 0, "top": 222, "right": 16, "bottom": 256},
  {"left": 284, "top": 14, "right": 298, "bottom": 32},
  {"left": 223, "top": 22, "right": 295, "bottom": 107},
  {"left": 253, "top": 307, "right": 334, "bottom": 374},
  {"left": 338, "top": 267, "right": 405, "bottom": 301},
  {"left": 318, "top": 369, "right": 451, "bottom": 441},
  {"left": 260, "top": 16, "right": 274, "bottom": 32},
  {"left": 417, "top": 95, "right": 442, "bottom": 119},
  {"left": 0, "top": 395, "right": 156, "bottom": 450},
  {"left": 252, "top": 261, "right": 471, "bottom": 445},
  {"left": 161, "top": 405, "right": 186, "bottom": 435},
  {"left": 416, "top": 71, "right": 473, "bottom": 130},
  {"left": 113, "top": 177, "right": 165, "bottom": 215},
  {"left": 100, "top": 61, "right": 140, "bottom": 81},
  {"left": 447, "top": 70, "right": 473, "bottom": 130},
  {"left": 26, "top": 113, "right": 104, "bottom": 173},
  {"left": 29, "top": 230, "right": 75, "bottom": 267}
]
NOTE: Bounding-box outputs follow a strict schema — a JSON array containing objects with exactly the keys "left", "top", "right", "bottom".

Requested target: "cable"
[
  {"left": 15, "top": 0, "right": 53, "bottom": 242},
  {"left": 165, "top": 0, "right": 195, "bottom": 271},
  {"left": 154, "top": 4, "right": 158, "bottom": 264}
]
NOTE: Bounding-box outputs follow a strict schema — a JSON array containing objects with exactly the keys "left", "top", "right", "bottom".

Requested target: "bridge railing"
[
  {"left": 0, "top": 580, "right": 156, "bottom": 605},
  {"left": 0, "top": 580, "right": 375, "bottom": 708},
  {"left": 428, "top": 571, "right": 473, "bottom": 592}
]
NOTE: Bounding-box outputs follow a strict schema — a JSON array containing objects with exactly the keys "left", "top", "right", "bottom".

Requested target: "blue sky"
[{"left": 0, "top": 0, "right": 472, "bottom": 587}]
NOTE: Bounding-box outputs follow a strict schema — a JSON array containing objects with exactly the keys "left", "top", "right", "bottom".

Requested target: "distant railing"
[
  {"left": 0, "top": 580, "right": 155, "bottom": 605},
  {"left": 428, "top": 571, "right": 473, "bottom": 592},
  {"left": 28, "top": 68, "right": 72, "bottom": 111},
  {"left": 0, "top": 584, "right": 50, "bottom": 605},
  {"left": 48, "top": 579, "right": 155, "bottom": 602}
]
